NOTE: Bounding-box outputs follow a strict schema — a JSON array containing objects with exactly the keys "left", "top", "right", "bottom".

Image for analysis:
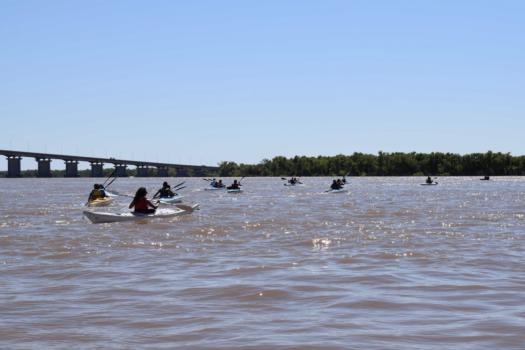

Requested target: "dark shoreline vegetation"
[
  {"left": 218, "top": 151, "right": 525, "bottom": 177},
  {"left": 2, "top": 152, "right": 525, "bottom": 178}
]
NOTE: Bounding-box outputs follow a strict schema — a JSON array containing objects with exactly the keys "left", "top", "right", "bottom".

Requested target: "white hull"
[
  {"left": 158, "top": 195, "right": 184, "bottom": 203},
  {"left": 83, "top": 205, "right": 198, "bottom": 224},
  {"left": 204, "top": 187, "right": 225, "bottom": 191},
  {"left": 326, "top": 188, "right": 348, "bottom": 193}
]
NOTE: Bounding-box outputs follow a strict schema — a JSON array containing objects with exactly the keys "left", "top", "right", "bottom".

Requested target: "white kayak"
[
  {"left": 326, "top": 188, "right": 348, "bottom": 193},
  {"left": 284, "top": 183, "right": 304, "bottom": 187},
  {"left": 420, "top": 182, "right": 438, "bottom": 186},
  {"left": 158, "top": 195, "right": 184, "bottom": 203},
  {"left": 204, "top": 186, "right": 225, "bottom": 191},
  {"left": 83, "top": 204, "right": 199, "bottom": 224},
  {"left": 227, "top": 188, "right": 243, "bottom": 193}
]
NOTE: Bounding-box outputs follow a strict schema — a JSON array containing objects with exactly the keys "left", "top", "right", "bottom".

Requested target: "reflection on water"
[{"left": 1, "top": 177, "right": 524, "bottom": 349}]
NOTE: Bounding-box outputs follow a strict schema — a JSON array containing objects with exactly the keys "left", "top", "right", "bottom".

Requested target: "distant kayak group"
[
  {"left": 84, "top": 174, "right": 491, "bottom": 224},
  {"left": 204, "top": 177, "right": 244, "bottom": 192},
  {"left": 207, "top": 176, "right": 348, "bottom": 192}
]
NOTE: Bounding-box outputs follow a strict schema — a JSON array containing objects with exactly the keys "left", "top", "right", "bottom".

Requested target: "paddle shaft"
[
  {"left": 173, "top": 181, "right": 185, "bottom": 188},
  {"left": 104, "top": 176, "right": 117, "bottom": 189},
  {"left": 102, "top": 169, "right": 116, "bottom": 187}
]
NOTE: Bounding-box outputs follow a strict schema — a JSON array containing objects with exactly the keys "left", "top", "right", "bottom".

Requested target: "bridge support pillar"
[
  {"left": 64, "top": 160, "right": 79, "bottom": 177},
  {"left": 175, "top": 167, "right": 187, "bottom": 177},
  {"left": 37, "top": 158, "right": 52, "bottom": 177},
  {"left": 7, "top": 156, "right": 22, "bottom": 177},
  {"left": 115, "top": 164, "right": 128, "bottom": 177},
  {"left": 136, "top": 165, "right": 150, "bottom": 177},
  {"left": 156, "top": 166, "right": 169, "bottom": 177},
  {"left": 91, "top": 162, "right": 104, "bottom": 177}
]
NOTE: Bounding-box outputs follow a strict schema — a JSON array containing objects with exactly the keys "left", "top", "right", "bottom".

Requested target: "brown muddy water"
[{"left": 0, "top": 177, "right": 524, "bottom": 349}]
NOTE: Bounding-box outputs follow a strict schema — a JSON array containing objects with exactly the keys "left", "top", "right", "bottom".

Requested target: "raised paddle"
[
  {"left": 104, "top": 176, "right": 117, "bottom": 190},
  {"left": 102, "top": 169, "right": 116, "bottom": 187},
  {"left": 164, "top": 182, "right": 185, "bottom": 193},
  {"left": 172, "top": 181, "right": 185, "bottom": 188},
  {"left": 172, "top": 183, "right": 185, "bottom": 190}
]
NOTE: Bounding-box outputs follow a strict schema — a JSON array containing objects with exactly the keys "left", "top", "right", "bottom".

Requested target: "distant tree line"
[{"left": 217, "top": 151, "right": 525, "bottom": 177}]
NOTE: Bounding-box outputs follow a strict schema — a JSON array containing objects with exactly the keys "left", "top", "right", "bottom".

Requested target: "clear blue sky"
[{"left": 1, "top": 0, "right": 524, "bottom": 169}]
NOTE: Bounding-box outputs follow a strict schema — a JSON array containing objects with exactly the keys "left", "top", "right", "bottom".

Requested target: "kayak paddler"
[
  {"left": 153, "top": 182, "right": 175, "bottom": 198},
  {"left": 426, "top": 176, "right": 433, "bottom": 184},
  {"left": 330, "top": 180, "right": 342, "bottom": 190},
  {"left": 88, "top": 184, "right": 107, "bottom": 202},
  {"left": 129, "top": 187, "right": 158, "bottom": 214},
  {"left": 227, "top": 180, "right": 241, "bottom": 190}
]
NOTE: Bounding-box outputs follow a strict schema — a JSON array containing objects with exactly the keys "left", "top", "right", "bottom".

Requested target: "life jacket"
[
  {"left": 161, "top": 186, "right": 175, "bottom": 197},
  {"left": 134, "top": 197, "right": 148, "bottom": 211},
  {"left": 90, "top": 189, "right": 103, "bottom": 200}
]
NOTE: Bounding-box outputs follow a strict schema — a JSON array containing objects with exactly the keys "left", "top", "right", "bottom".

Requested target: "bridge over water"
[{"left": 0, "top": 149, "right": 218, "bottom": 177}]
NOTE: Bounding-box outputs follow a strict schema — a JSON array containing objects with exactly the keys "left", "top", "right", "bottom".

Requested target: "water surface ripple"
[{"left": 1, "top": 177, "right": 524, "bottom": 349}]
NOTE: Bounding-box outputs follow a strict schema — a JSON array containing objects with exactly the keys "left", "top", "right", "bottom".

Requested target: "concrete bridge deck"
[{"left": 0, "top": 149, "right": 218, "bottom": 177}]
